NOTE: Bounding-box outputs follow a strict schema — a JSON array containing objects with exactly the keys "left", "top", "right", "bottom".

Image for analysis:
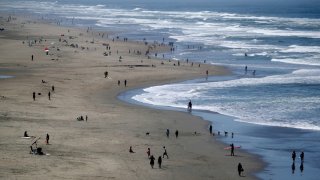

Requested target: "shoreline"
[{"left": 0, "top": 14, "right": 263, "bottom": 179}]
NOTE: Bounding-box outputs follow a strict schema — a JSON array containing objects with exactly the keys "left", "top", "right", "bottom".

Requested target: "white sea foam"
[
  {"left": 281, "top": 45, "right": 320, "bottom": 53},
  {"left": 272, "top": 57, "right": 320, "bottom": 66}
]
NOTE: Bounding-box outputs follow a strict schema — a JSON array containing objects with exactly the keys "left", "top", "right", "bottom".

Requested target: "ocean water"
[{"left": 1, "top": 0, "right": 320, "bottom": 179}]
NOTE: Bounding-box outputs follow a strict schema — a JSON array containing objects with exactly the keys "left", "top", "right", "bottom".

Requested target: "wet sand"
[{"left": 0, "top": 15, "right": 263, "bottom": 179}]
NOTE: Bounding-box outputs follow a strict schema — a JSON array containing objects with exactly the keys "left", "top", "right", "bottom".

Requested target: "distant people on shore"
[
  {"left": 230, "top": 143, "right": 235, "bottom": 156},
  {"left": 238, "top": 163, "right": 244, "bottom": 176},
  {"left": 292, "top": 150, "right": 296, "bottom": 161},
  {"left": 187, "top": 100, "right": 192, "bottom": 111},
  {"left": 300, "top": 151, "right": 304, "bottom": 162},
  {"left": 104, "top": 71, "right": 108, "bottom": 78},
  {"left": 175, "top": 130, "right": 179, "bottom": 138},
  {"left": 166, "top": 129, "right": 170, "bottom": 138},
  {"left": 124, "top": 79, "right": 127, "bottom": 87},
  {"left": 163, "top": 146, "right": 169, "bottom": 159},
  {"left": 147, "top": 148, "right": 151, "bottom": 158},
  {"left": 149, "top": 155, "right": 155, "bottom": 168},
  {"left": 209, "top": 125, "right": 212, "bottom": 135},
  {"left": 33, "top": 92, "right": 36, "bottom": 101},
  {"left": 46, "top": 133, "right": 50, "bottom": 145},
  {"left": 158, "top": 156, "right": 162, "bottom": 168}
]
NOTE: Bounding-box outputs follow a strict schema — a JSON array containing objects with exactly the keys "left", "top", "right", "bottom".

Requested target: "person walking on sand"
[
  {"left": 124, "top": 79, "right": 127, "bottom": 87},
  {"left": 52, "top": 85, "right": 55, "bottom": 92},
  {"left": 292, "top": 150, "right": 296, "bottom": 161},
  {"left": 175, "top": 130, "right": 179, "bottom": 138},
  {"left": 238, "top": 163, "right": 244, "bottom": 176},
  {"left": 104, "top": 71, "right": 108, "bottom": 78},
  {"left": 149, "top": 155, "right": 155, "bottom": 168},
  {"left": 85, "top": 115, "right": 88, "bottom": 122},
  {"left": 300, "top": 151, "right": 304, "bottom": 162},
  {"left": 209, "top": 125, "right": 212, "bottom": 135},
  {"left": 147, "top": 148, "right": 151, "bottom": 158},
  {"left": 166, "top": 129, "right": 170, "bottom": 138},
  {"left": 46, "top": 133, "right": 50, "bottom": 145},
  {"left": 187, "top": 100, "right": 192, "bottom": 111},
  {"left": 118, "top": 80, "right": 120, "bottom": 86},
  {"left": 231, "top": 143, "right": 235, "bottom": 156},
  {"left": 158, "top": 156, "right": 162, "bottom": 168},
  {"left": 48, "top": 91, "right": 51, "bottom": 100},
  {"left": 163, "top": 146, "right": 169, "bottom": 159},
  {"left": 31, "top": 54, "right": 34, "bottom": 61},
  {"left": 33, "top": 92, "right": 36, "bottom": 101}
]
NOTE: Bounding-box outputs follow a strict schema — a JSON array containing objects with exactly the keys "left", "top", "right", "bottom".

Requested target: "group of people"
[
  {"left": 76, "top": 115, "right": 88, "bottom": 121},
  {"left": 129, "top": 146, "right": 169, "bottom": 169},
  {"left": 244, "top": 66, "right": 256, "bottom": 76},
  {"left": 32, "top": 83, "right": 55, "bottom": 101},
  {"left": 291, "top": 150, "right": 305, "bottom": 174},
  {"left": 148, "top": 146, "right": 168, "bottom": 169}
]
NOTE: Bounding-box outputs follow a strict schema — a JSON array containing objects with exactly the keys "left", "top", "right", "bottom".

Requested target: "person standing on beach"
[
  {"left": 31, "top": 54, "right": 34, "bottom": 61},
  {"left": 158, "top": 156, "right": 162, "bottom": 168},
  {"left": 124, "top": 80, "right": 127, "bottom": 87},
  {"left": 238, "top": 163, "right": 244, "bottom": 176},
  {"left": 175, "top": 130, "right": 179, "bottom": 138},
  {"left": 163, "top": 146, "right": 169, "bottom": 159},
  {"left": 48, "top": 91, "right": 51, "bottom": 100},
  {"left": 166, "top": 129, "right": 170, "bottom": 138},
  {"left": 52, "top": 85, "right": 54, "bottom": 92},
  {"left": 118, "top": 80, "right": 120, "bottom": 86},
  {"left": 46, "top": 133, "right": 50, "bottom": 145},
  {"left": 147, "top": 148, "right": 151, "bottom": 158},
  {"left": 85, "top": 115, "right": 88, "bottom": 122},
  {"left": 300, "top": 151, "right": 304, "bottom": 162},
  {"left": 292, "top": 150, "right": 296, "bottom": 161},
  {"left": 231, "top": 143, "right": 235, "bottom": 156},
  {"left": 104, "top": 71, "right": 108, "bottom": 78},
  {"left": 149, "top": 155, "right": 155, "bottom": 168},
  {"left": 33, "top": 92, "right": 36, "bottom": 101},
  {"left": 187, "top": 100, "right": 192, "bottom": 111},
  {"left": 209, "top": 125, "right": 212, "bottom": 135}
]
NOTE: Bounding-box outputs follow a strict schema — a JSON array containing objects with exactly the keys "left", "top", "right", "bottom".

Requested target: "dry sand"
[{"left": 0, "top": 15, "right": 263, "bottom": 180}]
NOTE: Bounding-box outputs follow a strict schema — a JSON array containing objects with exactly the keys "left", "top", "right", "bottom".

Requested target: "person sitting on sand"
[
  {"left": 24, "top": 131, "right": 29, "bottom": 137},
  {"left": 129, "top": 146, "right": 134, "bottom": 153}
]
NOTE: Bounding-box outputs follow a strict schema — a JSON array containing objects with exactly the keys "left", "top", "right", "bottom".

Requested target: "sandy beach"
[{"left": 0, "top": 14, "right": 263, "bottom": 180}]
